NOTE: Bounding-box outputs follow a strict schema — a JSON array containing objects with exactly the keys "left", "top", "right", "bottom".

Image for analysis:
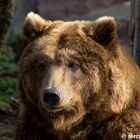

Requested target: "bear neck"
[
  {"left": 54, "top": 113, "right": 93, "bottom": 139},
  {"left": 54, "top": 111, "right": 116, "bottom": 139}
]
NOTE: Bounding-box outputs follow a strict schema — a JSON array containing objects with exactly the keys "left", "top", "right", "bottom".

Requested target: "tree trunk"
[
  {"left": 0, "top": 0, "right": 13, "bottom": 47},
  {"left": 129, "top": 0, "right": 140, "bottom": 66}
]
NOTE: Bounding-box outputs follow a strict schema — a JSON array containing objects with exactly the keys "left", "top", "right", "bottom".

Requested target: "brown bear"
[{"left": 15, "top": 12, "right": 140, "bottom": 140}]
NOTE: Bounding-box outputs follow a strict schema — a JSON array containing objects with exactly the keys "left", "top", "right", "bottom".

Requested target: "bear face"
[{"left": 19, "top": 12, "right": 133, "bottom": 133}]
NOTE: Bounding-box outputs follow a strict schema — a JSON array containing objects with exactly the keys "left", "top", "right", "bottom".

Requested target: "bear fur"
[{"left": 15, "top": 12, "right": 140, "bottom": 140}]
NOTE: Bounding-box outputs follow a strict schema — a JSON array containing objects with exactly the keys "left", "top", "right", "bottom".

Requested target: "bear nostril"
[{"left": 43, "top": 88, "right": 60, "bottom": 106}]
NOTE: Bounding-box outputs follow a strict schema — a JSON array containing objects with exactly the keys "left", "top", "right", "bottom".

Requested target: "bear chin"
[{"left": 39, "top": 104, "right": 85, "bottom": 130}]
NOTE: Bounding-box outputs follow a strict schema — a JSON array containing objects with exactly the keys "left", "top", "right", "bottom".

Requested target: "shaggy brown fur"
[{"left": 15, "top": 12, "right": 140, "bottom": 140}]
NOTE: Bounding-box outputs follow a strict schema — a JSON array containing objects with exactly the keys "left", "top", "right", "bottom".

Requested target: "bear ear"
[
  {"left": 23, "top": 12, "right": 51, "bottom": 40},
  {"left": 83, "top": 16, "right": 117, "bottom": 46}
]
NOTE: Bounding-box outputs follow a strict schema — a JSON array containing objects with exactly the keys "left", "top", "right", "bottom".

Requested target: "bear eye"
[
  {"left": 38, "top": 63, "right": 46, "bottom": 72},
  {"left": 68, "top": 62, "right": 79, "bottom": 71}
]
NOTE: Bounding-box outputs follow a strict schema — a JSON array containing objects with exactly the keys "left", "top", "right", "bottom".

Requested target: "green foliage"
[
  {"left": 0, "top": 46, "right": 19, "bottom": 112},
  {"left": 7, "top": 33, "right": 23, "bottom": 45},
  {"left": 0, "top": 46, "right": 17, "bottom": 73}
]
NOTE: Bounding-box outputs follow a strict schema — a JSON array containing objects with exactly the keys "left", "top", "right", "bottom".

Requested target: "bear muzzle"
[{"left": 43, "top": 88, "right": 60, "bottom": 108}]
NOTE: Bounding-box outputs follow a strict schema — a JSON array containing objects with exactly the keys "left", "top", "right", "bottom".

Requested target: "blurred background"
[{"left": 0, "top": 0, "right": 130, "bottom": 139}]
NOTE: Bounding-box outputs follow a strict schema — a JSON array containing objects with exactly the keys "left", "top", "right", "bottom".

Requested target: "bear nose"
[{"left": 43, "top": 88, "right": 60, "bottom": 106}]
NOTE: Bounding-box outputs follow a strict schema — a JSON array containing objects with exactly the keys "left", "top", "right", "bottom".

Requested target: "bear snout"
[{"left": 43, "top": 88, "right": 60, "bottom": 107}]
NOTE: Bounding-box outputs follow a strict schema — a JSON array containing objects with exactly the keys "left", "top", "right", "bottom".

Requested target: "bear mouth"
[
  {"left": 44, "top": 104, "right": 77, "bottom": 115},
  {"left": 46, "top": 107, "right": 77, "bottom": 118},
  {"left": 43, "top": 101, "right": 71, "bottom": 112},
  {"left": 45, "top": 104, "right": 65, "bottom": 112}
]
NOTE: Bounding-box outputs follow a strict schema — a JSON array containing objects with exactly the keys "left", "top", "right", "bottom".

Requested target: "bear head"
[{"left": 20, "top": 12, "right": 118, "bottom": 131}]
